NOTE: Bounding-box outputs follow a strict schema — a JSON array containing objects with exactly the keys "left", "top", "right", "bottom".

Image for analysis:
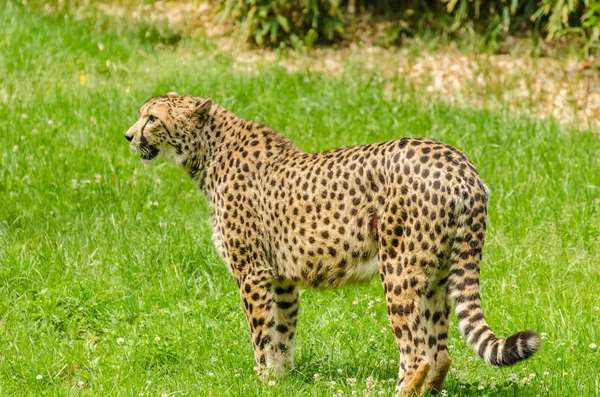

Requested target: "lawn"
[{"left": 0, "top": 1, "right": 599, "bottom": 396}]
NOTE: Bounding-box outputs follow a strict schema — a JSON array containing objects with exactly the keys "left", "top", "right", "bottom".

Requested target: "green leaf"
[
  {"left": 304, "top": 28, "right": 318, "bottom": 50},
  {"left": 270, "top": 20, "right": 279, "bottom": 43},
  {"left": 276, "top": 14, "right": 291, "bottom": 33}
]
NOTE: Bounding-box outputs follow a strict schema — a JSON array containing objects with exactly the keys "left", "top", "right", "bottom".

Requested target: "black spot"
[
  {"left": 277, "top": 301, "right": 295, "bottom": 309},
  {"left": 428, "top": 336, "right": 436, "bottom": 348}
]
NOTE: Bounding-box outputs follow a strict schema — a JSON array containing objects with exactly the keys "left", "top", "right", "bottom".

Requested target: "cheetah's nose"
[{"left": 125, "top": 134, "right": 133, "bottom": 142}]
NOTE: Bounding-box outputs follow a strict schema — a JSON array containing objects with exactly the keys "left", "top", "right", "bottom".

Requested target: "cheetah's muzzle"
[
  {"left": 125, "top": 93, "right": 541, "bottom": 397},
  {"left": 139, "top": 135, "right": 159, "bottom": 162}
]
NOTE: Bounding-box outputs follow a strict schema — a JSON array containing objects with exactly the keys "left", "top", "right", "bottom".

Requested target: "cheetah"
[{"left": 125, "top": 93, "right": 540, "bottom": 396}]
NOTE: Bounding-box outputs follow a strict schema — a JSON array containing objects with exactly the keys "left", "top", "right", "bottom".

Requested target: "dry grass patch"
[{"left": 233, "top": 45, "right": 600, "bottom": 128}]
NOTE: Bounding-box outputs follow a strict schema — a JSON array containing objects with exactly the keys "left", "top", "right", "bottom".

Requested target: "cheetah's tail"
[{"left": 447, "top": 207, "right": 540, "bottom": 367}]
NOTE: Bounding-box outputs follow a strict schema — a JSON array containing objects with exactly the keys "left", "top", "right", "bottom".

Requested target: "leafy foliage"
[
  {"left": 219, "top": 0, "right": 343, "bottom": 48},
  {"left": 534, "top": 0, "right": 600, "bottom": 55},
  {"left": 219, "top": 0, "right": 600, "bottom": 53}
]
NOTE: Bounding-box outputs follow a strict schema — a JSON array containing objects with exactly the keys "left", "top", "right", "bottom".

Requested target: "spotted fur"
[{"left": 125, "top": 94, "right": 540, "bottom": 396}]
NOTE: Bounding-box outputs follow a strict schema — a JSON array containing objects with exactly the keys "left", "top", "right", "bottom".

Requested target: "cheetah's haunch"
[{"left": 125, "top": 94, "right": 540, "bottom": 395}]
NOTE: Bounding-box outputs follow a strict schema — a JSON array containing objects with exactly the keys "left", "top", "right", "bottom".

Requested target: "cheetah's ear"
[{"left": 190, "top": 98, "right": 212, "bottom": 120}]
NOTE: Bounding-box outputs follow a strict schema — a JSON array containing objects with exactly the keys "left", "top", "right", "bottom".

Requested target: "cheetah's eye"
[{"left": 147, "top": 115, "right": 156, "bottom": 123}]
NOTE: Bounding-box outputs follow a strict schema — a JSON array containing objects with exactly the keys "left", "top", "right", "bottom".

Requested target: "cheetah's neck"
[{"left": 185, "top": 107, "right": 297, "bottom": 193}]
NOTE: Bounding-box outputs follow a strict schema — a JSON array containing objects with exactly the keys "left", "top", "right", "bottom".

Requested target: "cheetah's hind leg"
[
  {"left": 377, "top": 220, "right": 433, "bottom": 396},
  {"left": 420, "top": 273, "right": 452, "bottom": 394}
]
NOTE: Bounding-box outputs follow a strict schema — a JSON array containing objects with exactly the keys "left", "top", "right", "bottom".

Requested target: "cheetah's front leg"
[{"left": 239, "top": 273, "right": 299, "bottom": 379}]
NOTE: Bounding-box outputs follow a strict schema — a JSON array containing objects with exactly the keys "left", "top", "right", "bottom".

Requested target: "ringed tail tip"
[{"left": 489, "top": 330, "right": 540, "bottom": 367}]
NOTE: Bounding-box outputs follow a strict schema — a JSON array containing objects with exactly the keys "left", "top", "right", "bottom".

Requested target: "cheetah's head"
[{"left": 125, "top": 93, "right": 212, "bottom": 165}]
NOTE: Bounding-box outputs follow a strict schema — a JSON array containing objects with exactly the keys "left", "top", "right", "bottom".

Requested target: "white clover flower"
[
  {"left": 477, "top": 385, "right": 485, "bottom": 390},
  {"left": 116, "top": 337, "right": 125, "bottom": 345},
  {"left": 36, "top": 374, "right": 43, "bottom": 380},
  {"left": 78, "top": 380, "right": 85, "bottom": 387},
  {"left": 521, "top": 377, "right": 529, "bottom": 385},
  {"left": 313, "top": 373, "right": 320, "bottom": 381},
  {"left": 540, "top": 332, "right": 548, "bottom": 340},
  {"left": 337, "top": 368, "right": 344, "bottom": 375},
  {"left": 346, "top": 378, "right": 357, "bottom": 387},
  {"left": 365, "top": 376, "right": 376, "bottom": 390},
  {"left": 267, "top": 380, "right": 276, "bottom": 387},
  {"left": 590, "top": 343, "right": 597, "bottom": 349},
  {"left": 543, "top": 371, "right": 550, "bottom": 376},
  {"left": 507, "top": 373, "right": 519, "bottom": 383},
  {"left": 155, "top": 336, "right": 161, "bottom": 342},
  {"left": 329, "top": 381, "right": 337, "bottom": 387},
  {"left": 12, "top": 145, "right": 18, "bottom": 153}
]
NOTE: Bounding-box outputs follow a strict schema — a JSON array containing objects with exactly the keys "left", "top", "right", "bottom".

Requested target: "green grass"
[{"left": 1, "top": 1, "right": 599, "bottom": 396}]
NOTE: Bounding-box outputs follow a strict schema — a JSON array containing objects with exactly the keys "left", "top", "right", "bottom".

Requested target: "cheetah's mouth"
[
  {"left": 139, "top": 136, "right": 159, "bottom": 162},
  {"left": 140, "top": 145, "right": 159, "bottom": 162}
]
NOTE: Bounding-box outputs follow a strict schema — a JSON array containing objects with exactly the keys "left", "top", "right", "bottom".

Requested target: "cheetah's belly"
[
  {"left": 283, "top": 234, "right": 380, "bottom": 289},
  {"left": 343, "top": 253, "right": 380, "bottom": 283}
]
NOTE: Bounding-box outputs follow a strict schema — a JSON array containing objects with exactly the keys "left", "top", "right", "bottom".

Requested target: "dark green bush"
[
  {"left": 219, "top": 0, "right": 343, "bottom": 48},
  {"left": 535, "top": 0, "right": 600, "bottom": 55},
  {"left": 218, "top": 0, "right": 600, "bottom": 54}
]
